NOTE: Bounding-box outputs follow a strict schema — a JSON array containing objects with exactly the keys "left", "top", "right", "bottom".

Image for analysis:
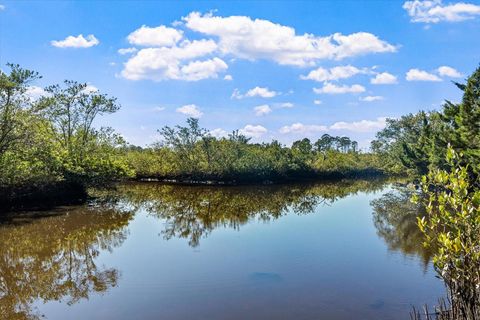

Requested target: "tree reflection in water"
[
  {"left": 0, "top": 179, "right": 433, "bottom": 319},
  {"left": 371, "top": 185, "right": 433, "bottom": 267},
  {"left": 116, "top": 179, "right": 388, "bottom": 247},
  {"left": 0, "top": 205, "right": 134, "bottom": 319}
]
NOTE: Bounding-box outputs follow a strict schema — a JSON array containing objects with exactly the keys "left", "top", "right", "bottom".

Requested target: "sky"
[{"left": 1, "top": 0, "right": 480, "bottom": 149}]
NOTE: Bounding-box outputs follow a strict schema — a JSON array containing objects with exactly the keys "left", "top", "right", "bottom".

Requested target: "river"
[{"left": 0, "top": 180, "right": 444, "bottom": 319}]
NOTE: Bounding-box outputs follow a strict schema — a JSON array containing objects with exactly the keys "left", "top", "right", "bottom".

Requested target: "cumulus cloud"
[
  {"left": 314, "top": 99, "right": 322, "bottom": 105},
  {"left": 51, "top": 34, "right": 99, "bottom": 48},
  {"left": 183, "top": 12, "right": 397, "bottom": 66},
  {"left": 330, "top": 117, "right": 387, "bottom": 132},
  {"left": 118, "top": 47, "right": 138, "bottom": 55},
  {"left": 254, "top": 104, "right": 272, "bottom": 116},
  {"left": 121, "top": 39, "right": 227, "bottom": 81},
  {"left": 406, "top": 68, "right": 442, "bottom": 81},
  {"left": 210, "top": 128, "right": 229, "bottom": 138},
  {"left": 176, "top": 104, "right": 203, "bottom": 118},
  {"left": 370, "top": 72, "right": 398, "bottom": 84},
  {"left": 437, "top": 65, "right": 462, "bottom": 77},
  {"left": 232, "top": 86, "right": 278, "bottom": 99},
  {"left": 239, "top": 124, "right": 268, "bottom": 138},
  {"left": 279, "top": 123, "right": 328, "bottom": 134},
  {"left": 280, "top": 117, "right": 387, "bottom": 135},
  {"left": 313, "top": 82, "right": 365, "bottom": 94},
  {"left": 301, "top": 65, "right": 368, "bottom": 82},
  {"left": 25, "top": 86, "right": 48, "bottom": 100},
  {"left": 179, "top": 57, "right": 228, "bottom": 81},
  {"left": 120, "top": 12, "right": 397, "bottom": 82},
  {"left": 403, "top": 0, "right": 480, "bottom": 23},
  {"left": 127, "top": 25, "right": 183, "bottom": 46},
  {"left": 360, "top": 95, "right": 384, "bottom": 102},
  {"left": 223, "top": 74, "right": 233, "bottom": 81}
]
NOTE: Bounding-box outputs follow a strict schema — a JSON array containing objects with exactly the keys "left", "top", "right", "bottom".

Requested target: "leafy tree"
[
  {"left": 441, "top": 66, "right": 480, "bottom": 183},
  {"left": 414, "top": 147, "right": 480, "bottom": 318},
  {"left": 371, "top": 112, "right": 441, "bottom": 175},
  {"left": 0, "top": 64, "right": 41, "bottom": 156},
  {"left": 40, "top": 81, "right": 120, "bottom": 158},
  {"left": 158, "top": 118, "right": 208, "bottom": 174}
]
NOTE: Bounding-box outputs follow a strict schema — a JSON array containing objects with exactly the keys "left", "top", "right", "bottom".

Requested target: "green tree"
[
  {"left": 414, "top": 147, "right": 480, "bottom": 318},
  {"left": 0, "top": 64, "right": 41, "bottom": 156},
  {"left": 442, "top": 66, "right": 480, "bottom": 184}
]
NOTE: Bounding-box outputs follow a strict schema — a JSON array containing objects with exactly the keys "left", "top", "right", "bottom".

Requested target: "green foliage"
[
  {"left": 413, "top": 146, "right": 480, "bottom": 318},
  {"left": 0, "top": 63, "right": 41, "bottom": 156},
  {"left": 372, "top": 65, "right": 480, "bottom": 181},
  {"left": 122, "top": 118, "right": 383, "bottom": 183},
  {"left": 0, "top": 65, "right": 132, "bottom": 205}
]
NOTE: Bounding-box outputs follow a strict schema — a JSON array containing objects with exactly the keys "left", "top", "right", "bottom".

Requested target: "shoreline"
[{"left": 1, "top": 171, "right": 391, "bottom": 213}]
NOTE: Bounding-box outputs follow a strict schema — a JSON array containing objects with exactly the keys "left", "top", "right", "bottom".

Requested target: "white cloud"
[
  {"left": 121, "top": 39, "right": 226, "bottom": 81},
  {"left": 223, "top": 74, "right": 233, "bottom": 81},
  {"left": 210, "top": 128, "right": 229, "bottom": 138},
  {"left": 406, "top": 68, "right": 442, "bottom": 81},
  {"left": 254, "top": 104, "right": 272, "bottom": 116},
  {"left": 25, "top": 86, "right": 48, "bottom": 100},
  {"left": 127, "top": 25, "right": 183, "bottom": 46},
  {"left": 280, "top": 117, "right": 388, "bottom": 135},
  {"left": 239, "top": 124, "right": 268, "bottom": 138},
  {"left": 279, "top": 102, "right": 294, "bottom": 108},
  {"left": 118, "top": 47, "right": 138, "bottom": 55},
  {"left": 51, "top": 34, "right": 99, "bottom": 48},
  {"left": 82, "top": 84, "right": 99, "bottom": 93},
  {"left": 437, "top": 65, "right": 462, "bottom": 77},
  {"left": 403, "top": 0, "right": 480, "bottom": 23},
  {"left": 330, "top": 117, "right": 387, "bottom": 132},
  {"left": 176, "top": 104, "right": 203, "bottom": 118},
  {"left": 232, "top": 86, "right": 278, "bottom": 99},
  {"left": 314, "top": 99, "right": 322, "bottom": 105},
  {"left": 301, "top": 65, "right": 366, "bottom": 82},
  {"left": 371, "top": 72, "right": 398, "bottom": 84},
  {"left": 183, "top": 12, "right": 397, "bottom": 66},
  {"left": 279, "top": 123, "right": 328, "bottom": 134},
  {"left": 360, "top": 95, "right": 384, "bottom": 102},
  {"left": 179, "top": 57, "right": 228, "bottom": 81},
  {"left": 313, "top": 82, "right": 365, "bottom": 94}
]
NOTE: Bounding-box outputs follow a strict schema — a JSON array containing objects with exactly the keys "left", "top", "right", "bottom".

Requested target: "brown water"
[{"left": 0, "top": 180, "right": 443, "bottom": 319}]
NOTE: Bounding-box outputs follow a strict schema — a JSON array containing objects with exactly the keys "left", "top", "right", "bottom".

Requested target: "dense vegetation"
[
  {"left": 0, "top": 64, "right": 132, "bottom": 207},
  {"left": 371, "top": 65, "right": 480, "bottom": 186},
  {"left": 411, "top": 148, "right": 480, "bottom": 320},
  {"left": 124, "top": 118, "right": 383, "bottom": 183},
  {"left": 0, "top": 63, "right": 386, "bottom": 208}
]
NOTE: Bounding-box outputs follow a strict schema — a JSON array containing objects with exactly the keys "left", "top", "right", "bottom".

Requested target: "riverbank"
[
  {"left": 134, "top": 167, "right": 386, "bottom": 186},
  {"left": 1, "top": 168, "right": 388, "bottom": 213},
  {"left": 0, "top": 181, "right": 88, "bottom": 212}
]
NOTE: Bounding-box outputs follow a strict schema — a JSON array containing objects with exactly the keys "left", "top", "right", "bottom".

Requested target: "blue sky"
[{"left": 1, "top": 0, "right": 480, "bottom": 149}]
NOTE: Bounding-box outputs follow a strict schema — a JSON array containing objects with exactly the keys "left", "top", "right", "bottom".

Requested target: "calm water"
[{"left": 0, "top": 180, "right": 444, "bottom": 320}]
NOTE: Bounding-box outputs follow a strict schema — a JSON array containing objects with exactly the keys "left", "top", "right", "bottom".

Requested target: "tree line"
[{"left": 124, "top": 118, "right": 380, "bottom": 183}]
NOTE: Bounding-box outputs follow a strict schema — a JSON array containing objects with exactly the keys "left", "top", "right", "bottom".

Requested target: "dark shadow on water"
[{"left": 370, "top": 184, "right": 434, "bottom": 268}]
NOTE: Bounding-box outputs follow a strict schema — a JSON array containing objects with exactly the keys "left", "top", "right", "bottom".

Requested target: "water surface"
[{"left": 0, "top": 180, "right": 444, "bottom": 319}]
